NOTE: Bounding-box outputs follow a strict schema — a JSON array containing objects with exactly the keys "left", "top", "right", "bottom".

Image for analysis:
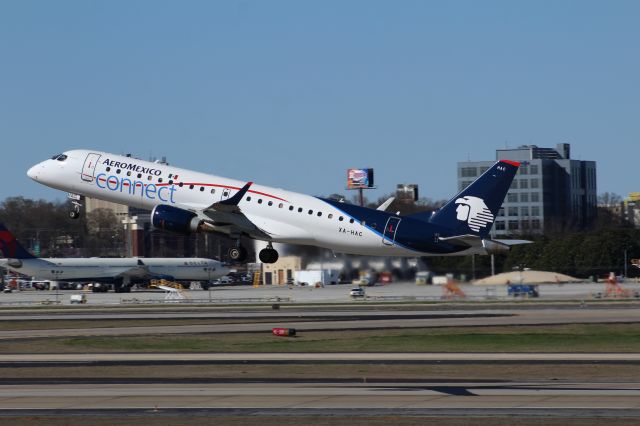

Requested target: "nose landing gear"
[
  {"left": 259, "top": 243, "right": 279, "bottom": 264},
  {"left": 68, "top": 193, "right": 83, "bottom": 220}
]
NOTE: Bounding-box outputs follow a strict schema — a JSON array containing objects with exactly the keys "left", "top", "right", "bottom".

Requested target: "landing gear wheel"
[
  {"left": 228, "top": 246, "right": 247, "bottom": 263},
  {"left": 69, "top": 210, "right": 80, "bottom": 219},
  {"left": 259, "top": 248, "right": 279, "bottom": 264}
]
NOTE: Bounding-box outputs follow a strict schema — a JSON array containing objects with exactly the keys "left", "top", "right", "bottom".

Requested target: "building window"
[
  {"left": 530, "top": 178, "right": 539, "bottom": 188},
  {"left": 508, "top": 220, "right": 519, "bottom": 230},
  {"left": 531, "top": 192, "right": 539, "bottom": 202},
  {"left": 508, "top": 207, "right": 518, "bottom": 216},
  {"left": 519, "top": 165, "right": 528, "bottom": 175},
  {"left": 521, "top": 206, "right": 529, "bottom": 217},
  {"left": 532, "top": 219, "right": 541, "bottom": 229},
  {"left": 495, "top": 221, "right": 505, "bottom": 230},
  {"left": 498, "top": 208, "right": 505, "bottom": 217},
  {"left": 507, "top": 193, "right": 518, "bottom": 203},
  {"left": 520, "top": 193, "right": 529, "bottom": 203},
  {"left": 460, "top": 167, "right": 477, "bottom": 178},
  {"left": 532, "top": 206, "right": 540, "bottom": 216},
  {"left": 520, "top": 179, "right": 528, "bottom": 189},
  {"left": 479, "top": 166, "right": 489, "bottom": 174},
  {"left": 530, "top": 164, "right": 539, "bottom": 175}
]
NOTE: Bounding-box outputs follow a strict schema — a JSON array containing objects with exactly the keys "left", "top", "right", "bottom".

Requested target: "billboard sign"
[{"left": 347, "top": 168, "right": 374, "bottom": 189}]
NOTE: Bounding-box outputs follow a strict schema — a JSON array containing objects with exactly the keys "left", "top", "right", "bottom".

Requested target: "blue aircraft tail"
[
  {"left": 413, "top": 160, "right": 519, "bottom": 237},
  {"left": 0, "top": 223, "right": 36, "bottom": 259}
]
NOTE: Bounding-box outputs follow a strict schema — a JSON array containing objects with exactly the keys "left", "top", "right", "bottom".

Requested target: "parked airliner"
[
  {"left": 27, "top": 150, "right": 527, "bottom": 263},
  {"left": 0, "top": 224, "right": 229, "bottom": 292}
]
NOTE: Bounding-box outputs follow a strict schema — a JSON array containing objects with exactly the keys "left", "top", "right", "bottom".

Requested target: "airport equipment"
[
  {"left": 272, "top": 328, "right": 296, "bottom": 337},
  {"left": 604, "top": 273, "right": 634, "bottom": 298},
  {"left": 442, "top": 279, "right": 466, "bottom": 299},
  {"left": 507, "top": 284, "right": 539, "bottom": 298}
]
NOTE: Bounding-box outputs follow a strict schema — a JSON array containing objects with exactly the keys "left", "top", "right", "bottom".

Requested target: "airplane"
[
  {"left": 27, "top": 150, "right": 529, "bottom": 264},
  {"left": 0, "top": 223, "right": 229, "bottom": 292}
]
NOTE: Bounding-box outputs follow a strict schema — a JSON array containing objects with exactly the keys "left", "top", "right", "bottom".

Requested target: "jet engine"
[{"left": 151, "top": 205, "right": 204, "bottom": 235}]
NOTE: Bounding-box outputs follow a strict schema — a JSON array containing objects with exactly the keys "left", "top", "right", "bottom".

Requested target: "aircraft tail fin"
[
  {"left": 425, "top": 160, "right": 519, "bottom": 237},
  {"left": 0, "top": 223, "right": 36, "bottom": 259}
]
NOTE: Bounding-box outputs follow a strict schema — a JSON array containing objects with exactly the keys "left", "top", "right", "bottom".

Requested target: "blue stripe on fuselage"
[{"left": 316, "top": 198, "right": 470, "bottom": 254}]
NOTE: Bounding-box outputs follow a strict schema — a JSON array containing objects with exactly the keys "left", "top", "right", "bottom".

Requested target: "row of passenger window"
[
  {"left": 105, "top": 166, "right": 229, "bottom": 195},
  {"left": 244, "top": 196, "right": 355, "bottom": 224}
]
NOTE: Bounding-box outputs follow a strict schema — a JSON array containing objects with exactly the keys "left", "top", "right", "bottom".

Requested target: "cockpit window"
[{"left": 50, "top": 154, "right": 68, "bottom": 161}]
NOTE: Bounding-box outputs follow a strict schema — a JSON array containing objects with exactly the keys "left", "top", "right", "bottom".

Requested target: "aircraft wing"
[
  {"left": 439, "top": 235, "right": 532, "bottom": 252},
  {"left": 114, "top": 259, "right": 152, "bottom": 279},
  {"left": 192, "top": 182, "right": 272, "bottom": 240}
]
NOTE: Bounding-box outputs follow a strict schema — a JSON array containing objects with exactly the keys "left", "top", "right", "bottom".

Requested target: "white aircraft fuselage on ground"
[
  {"left": 0, "top": 223, "right": 229, "bottom": 292},
  {"left": 28, "top": 150, "right": 526, "bottom": 263}
]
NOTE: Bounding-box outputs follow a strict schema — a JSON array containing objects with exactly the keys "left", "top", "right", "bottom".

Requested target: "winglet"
[{"left": 219, "top": 182, "right": 253, "bottom": 206}]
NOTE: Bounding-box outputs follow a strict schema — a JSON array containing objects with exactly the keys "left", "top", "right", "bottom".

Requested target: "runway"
[
  {"left": 0, "top": 307, "right": 638, "bottom": 340},
  {"left": 0, "top": 381, "right": 638, "bottom": 415}
]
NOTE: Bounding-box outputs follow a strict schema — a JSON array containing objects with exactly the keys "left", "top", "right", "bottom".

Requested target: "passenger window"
[
  {"left": 116, "top": 169, "right": 121, "bottom": 174},
  {"left": 349, "top": 218, "right": 355, "bottom": 224},
  {"left": 211, "top": 189, "right": 215, "bottom": 194},
  {"left": 127, "top": 171, "right": 132, "bottom": 176},
  {"left": 169, "top": 180, "right": 173, "bottom": 184},
  {"left": 308, "top": 210, "right": 313, "bottom": 215},
  {"left": 279, "top": 203, "right": 283, "bottom": 208},
  {"left": 137, "top": 173, "right": 142, "bottom": 178},
  {"left": 223, "top": 191, "right": 229, "bottom": 197},
  {"left": 289, "top": 206, "right": 294, "bottom": 211},
  {"left": 298, "top": 207, "right": 303, "bottom": 213},
  {"left": 189, "top": 184, "right": 194, "bottom": 189},
  {"left": 317, "top": 212, "right": 322, "bottom": 217},
  {"left": 246, "top": 196, "right": 252, "bottom": 202},
  {"left": 200, "top": 187, "right": 205, "bottom": 191},
  {"left": 106, "top": 167, "right": 111, "bottom": 172},
  {"left": 258, "top": 199, "right": 263, "bottom": 204},
  {"left": 179, "top": 182, "right": 184, "bottom": 187},
  {"left": 158, "top": 178, "right": 163, "bottom": 183},
  {"left": 328, "top": 214, "right": 333, "bottom": 219},
  {"left": 339, "top": 216, "right": 344, "bottom": 221},
  {"left": 268, "top": 201, "right": 273, "bottom": 206},
  {"left": 148, "top": 176, "right": 153, "bottom": 181}
]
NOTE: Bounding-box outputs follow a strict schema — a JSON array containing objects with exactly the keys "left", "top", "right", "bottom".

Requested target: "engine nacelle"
[{"left": 151, "top": 204, "right": 203, "bottom": 235}]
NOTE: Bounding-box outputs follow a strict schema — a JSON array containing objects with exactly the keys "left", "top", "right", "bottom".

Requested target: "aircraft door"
[
  {"left": 382, "top": 217, "right": 401, "bottom": 246},
  {"left": 81, "top": 153, "right": 102, "bottom": 182}
]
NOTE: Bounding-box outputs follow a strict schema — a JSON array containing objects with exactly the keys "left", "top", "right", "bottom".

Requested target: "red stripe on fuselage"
[{"left": 98, "top": 177, "right": 288, "bottom": 202}]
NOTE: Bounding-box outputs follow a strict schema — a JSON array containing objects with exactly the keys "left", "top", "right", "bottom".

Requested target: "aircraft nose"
[{"left": 27, "top": 164, "right": 40, "bottom": 180}]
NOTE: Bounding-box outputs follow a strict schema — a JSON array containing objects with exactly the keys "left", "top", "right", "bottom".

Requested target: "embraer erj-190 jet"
[
  {"left": 28, "top": 150, "right": 527, "bottom": 263},
  {"left": 0, "top": 223, "right": 229, "bottom": 292}
]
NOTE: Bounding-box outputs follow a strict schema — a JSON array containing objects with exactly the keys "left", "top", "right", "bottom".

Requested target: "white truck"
[{"left": 294, "top": 269, "right": 339, "bottom": 287}]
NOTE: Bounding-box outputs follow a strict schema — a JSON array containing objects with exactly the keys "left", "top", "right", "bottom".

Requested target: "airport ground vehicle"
[
  {"left": 508, "top": 284, "right": 539, "bottom": 297},
  {"left": 350, "top": 287, "right": 365, "bottom": 298}
]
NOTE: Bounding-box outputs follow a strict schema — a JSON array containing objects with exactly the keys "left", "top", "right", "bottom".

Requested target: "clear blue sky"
[{"left": 1, "top": 1, "right": 638, "bottom": 203}]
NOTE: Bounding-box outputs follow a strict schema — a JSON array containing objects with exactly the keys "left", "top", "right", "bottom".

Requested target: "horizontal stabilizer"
[
  {"left": 377, "top": 197, "right": 395, "bottom": 212},
  {"left": 438, "top": 234, "right": 482, "bottom": 248}
]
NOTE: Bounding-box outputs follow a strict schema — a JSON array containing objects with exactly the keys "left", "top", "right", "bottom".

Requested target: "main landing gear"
[
  {"left": 228, "top": 245, "right": 248, "bottom": 263},
  {"left": 259, "top": 243, "right": 279, "bottom": 264}
]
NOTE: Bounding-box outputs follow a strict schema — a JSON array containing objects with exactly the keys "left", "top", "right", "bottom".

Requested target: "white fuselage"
[
  {"left": 0, "top": 257, "right": 228, "bottom": 282},
  {"left": 28, "top": 150, "right": 428, "bottom": 257}
]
